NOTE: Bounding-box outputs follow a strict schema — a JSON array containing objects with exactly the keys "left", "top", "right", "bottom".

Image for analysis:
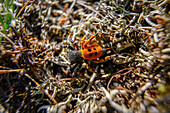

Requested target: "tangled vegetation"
[{"left": 0, "top": 0, "right": 170, "bottom": 112}]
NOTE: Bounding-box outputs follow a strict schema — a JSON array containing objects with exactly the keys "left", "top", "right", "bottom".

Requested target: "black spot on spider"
[
  {"left": 94, "top": 52, "right": 97, "bottom": 55},
  {"left": 93, "top": 47, "right": 96, "bottom": 50},
  {"left": 89, "top": 53, "right": 93, "bottom": 57},
  {"left": 88, "top": 49, "right": 91, "bottom": 52}
]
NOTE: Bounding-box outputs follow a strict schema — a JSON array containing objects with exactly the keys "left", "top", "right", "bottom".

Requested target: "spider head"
[{"left": 67, "top": 50, "right": 83, "bottom": 64}]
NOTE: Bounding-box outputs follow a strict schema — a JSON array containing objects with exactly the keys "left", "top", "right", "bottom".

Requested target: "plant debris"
[{"left": 0, "top": 0, "right": 170, "bottom": 113}]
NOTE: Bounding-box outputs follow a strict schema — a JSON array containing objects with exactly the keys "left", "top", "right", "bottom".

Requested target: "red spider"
[{"left": 67, "top": 35, "right": 114, "bottom": 74}]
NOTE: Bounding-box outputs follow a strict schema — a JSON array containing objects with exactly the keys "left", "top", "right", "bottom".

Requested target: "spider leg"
[
  {"left": 81, "top": 36, "right": 86, "bottom": 49},
  {"left": 84, "top": 35, "right": 96, "bottom": 48},
  {"left": 84, "top": 61, "right": 95, "bottom": 72},
  {"left": 92, "top": 56, "right": 114, "bottom": 63}
]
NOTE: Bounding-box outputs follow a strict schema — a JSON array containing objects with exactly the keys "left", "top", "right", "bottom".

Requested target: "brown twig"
[
  {"left": 24, "top": 73, "right": 58, "bottom": 104},
  {"left": 107, "top": 68, "right": 134, "bottom": 91},
  {"left": 16, "top": 0, "right": 32, "bottom": 18},
  {"left": 0, "top": 69, "right": 22, "bottom": 74}
]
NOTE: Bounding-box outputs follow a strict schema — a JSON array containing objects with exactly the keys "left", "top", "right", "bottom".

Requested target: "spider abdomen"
[{"left": 81, "top": 44, "right": 103, "bottom": 60}]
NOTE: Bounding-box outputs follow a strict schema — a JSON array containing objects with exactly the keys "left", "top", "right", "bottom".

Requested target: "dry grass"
[{"left": 0, "top": 0, "right": 170, "bottom": 112}]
